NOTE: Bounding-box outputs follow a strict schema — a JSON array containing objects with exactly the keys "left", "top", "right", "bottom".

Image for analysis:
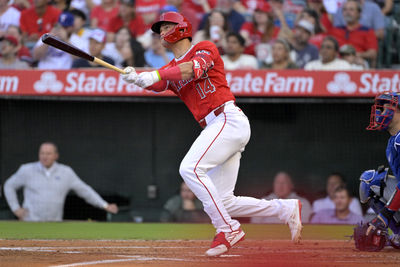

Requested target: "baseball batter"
[
  {"left": 122, "top": 12, "right": 302, "bottom": 257},
  {"left": 364, "top": 92, "right": 400, "bottom": 240}
]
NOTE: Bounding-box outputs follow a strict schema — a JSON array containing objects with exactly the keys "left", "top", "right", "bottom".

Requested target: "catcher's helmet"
[
  {"left": 151, "top": 12, "right": 192, "bottom": 43},
  {"left": 367, "top": 92, "right": 400, "bottom": 131}
]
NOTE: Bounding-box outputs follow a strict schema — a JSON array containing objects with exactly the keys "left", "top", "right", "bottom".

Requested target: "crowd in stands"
[{"left": 0, "top": 0, "right": 399, "bottom": 70}]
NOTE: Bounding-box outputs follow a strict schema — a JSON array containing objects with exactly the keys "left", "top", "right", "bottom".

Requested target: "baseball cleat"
[
  {"left": 288, "top": 199, "right": 303, "bottom": 243},
  {"left": 205, "top": 228, "right": 245, "bottom": 257}
]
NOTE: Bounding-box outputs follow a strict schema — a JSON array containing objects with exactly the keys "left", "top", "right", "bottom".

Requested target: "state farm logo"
[
  {"left": 34, "top": 72, "right": 63, "bottom": 93},
  {"left": 327, "top": 72, "right": 357, "bottom": 94}
]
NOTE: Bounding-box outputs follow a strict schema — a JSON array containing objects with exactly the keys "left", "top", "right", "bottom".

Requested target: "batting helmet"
[
  {"left": 367, "top": 92, "right": 400, "bottom": 131},
  {"left": 151, "top": 12, "right": 192, "bottom": 43}
]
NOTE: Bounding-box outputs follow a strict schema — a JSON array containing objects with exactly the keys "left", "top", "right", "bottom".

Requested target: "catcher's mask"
[
  {"left": 151, "top": 12, "right": 192, "bottom": 44},
  {"left": 367, "top": 92, "right": 400, "bottom": 131}
]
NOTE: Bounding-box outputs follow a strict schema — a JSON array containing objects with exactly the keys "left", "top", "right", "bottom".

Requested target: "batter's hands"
[
  {"left": 134, "top": 71, "right": 160, "bottom": 88},
  {"left": 121, "top": 66, "right": 138, "bottom": 83},
  {"left": 104, "top": 203, "right": 118, "bottom": 214},
  {"left": 14, "top": 208, "right": 28, "bottom": 220}
]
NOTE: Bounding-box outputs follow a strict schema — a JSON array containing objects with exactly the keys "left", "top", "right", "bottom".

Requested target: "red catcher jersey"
[{"left": 161, "top": 41, "right": 235, "bottom": 122}]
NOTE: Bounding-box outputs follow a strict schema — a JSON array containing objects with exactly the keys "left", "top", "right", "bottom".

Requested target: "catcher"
[{"left": 354, "top": 91, "right": 400, "bottom": 251}]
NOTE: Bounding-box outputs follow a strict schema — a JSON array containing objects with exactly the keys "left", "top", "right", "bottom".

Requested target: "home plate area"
[{"left": 1, "top": 239, "right": 400, "bottom": 267}]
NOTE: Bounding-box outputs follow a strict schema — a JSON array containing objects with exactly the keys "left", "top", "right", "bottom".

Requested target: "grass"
[{"left": 0, "top": 221, "right": 355, "bottom": 240}]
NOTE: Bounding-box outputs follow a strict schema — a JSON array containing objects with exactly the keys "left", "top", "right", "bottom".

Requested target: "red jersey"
[
  {"left": 90, "top": 4, "right": 120, "bottom": 31},
  {"left": 240, "top": 22, "right": 280, "bottom": 55},
  {"left": 160, "top": 41, "right": 235, "bottom": 122},
  {"left": 20, "top": 6, "right": 61, "bottom": 37},
  {"left": 328, "top": 24, "right": 378, "bottom": 52},
  {"left": 107, "top": 15, "right": 147, "bottom": 37}
]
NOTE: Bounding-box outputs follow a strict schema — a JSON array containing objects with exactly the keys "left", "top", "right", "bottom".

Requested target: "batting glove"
[
  {"left": 134, "top": 71, "right": 160, "bottom": 88},
  {"left": 121, "top": 66, "right": 138, "bottom": 83}
]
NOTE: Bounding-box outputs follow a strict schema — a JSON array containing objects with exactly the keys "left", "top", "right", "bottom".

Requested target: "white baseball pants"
[{"left": 179, "top": 101, "right": 296, "bottom": 233}]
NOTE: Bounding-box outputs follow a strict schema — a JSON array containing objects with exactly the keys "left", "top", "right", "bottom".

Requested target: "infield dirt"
[{"left": 1, "top": 239, "right": 399, "bottom": 267}]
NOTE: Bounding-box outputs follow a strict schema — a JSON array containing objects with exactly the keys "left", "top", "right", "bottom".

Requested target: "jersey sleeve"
[{"left": 394, "top": 132, "right": 400, "bottom": 151}]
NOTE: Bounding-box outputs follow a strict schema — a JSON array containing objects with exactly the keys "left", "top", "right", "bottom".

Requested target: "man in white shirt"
[
  {"left": 0, "top": 0, "right": 20, "bottom": 35},
  {"left": 251, "top": 171, "right": 312, "bottom": 223},
  {"left": 4, "top": 142, "right": 118, "bottom": 221},
  {"left": 312, "top": 172, "right": 363, "bottom": 216},
  {"left": 304, "top": 35, "right": 352, "bottom": 70},
  {"left": 221, "top": 32, "right": 258, "bottom": 70}
]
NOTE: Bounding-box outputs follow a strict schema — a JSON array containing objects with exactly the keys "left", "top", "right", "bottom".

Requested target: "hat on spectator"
[
  {"left": 2, "top": 35, "right": 18, "bottom": 46},
  {"left": 161, "top": 5, "right": 179, "bottom": 13},
  {"left": 120, "top": 0, "right": 135, "bottom": 6},
  {"left": 89, "top": 28, "right": 107, "bottom": 43},
  {"left": 339, "top": 44, "right": 356, "bottom": 55},
  {"left": 296, "top": 19, "right": 314, "bottom": 35},
  {"left": 58, "top": 11, "right": 74, "bottom": 27},
  {"left": 255, "top": 2, "right": 271, "bottom": 13}
]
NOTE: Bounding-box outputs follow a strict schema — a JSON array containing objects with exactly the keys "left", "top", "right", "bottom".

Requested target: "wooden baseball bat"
[{"left": 41, "top": 33, "right": 126, "bottom": 74}]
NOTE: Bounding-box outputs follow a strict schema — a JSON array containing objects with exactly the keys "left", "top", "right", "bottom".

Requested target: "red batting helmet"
[{"left": 151, "top": 12, "right": 192, "bottom": 43}]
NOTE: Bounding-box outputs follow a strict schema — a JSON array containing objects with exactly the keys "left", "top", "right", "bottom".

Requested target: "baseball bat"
[{"left": 41, "top": 33, "right": 126, "bottom": 74}]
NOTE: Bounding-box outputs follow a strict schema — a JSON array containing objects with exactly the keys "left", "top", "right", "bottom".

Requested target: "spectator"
[
  {"left": 198, "top": 0, "right": 246, "bottom": 33},
  {"left": 262, "top": 38, "right": 298, "bottom": 69},
  {"left": 270, "top": 0, "right": 306, "bottom": 29},
  {"left": 3, "top": 142, "right": 118, "bottom": 221},
  {"left": 0, "top": 0, "right": 21, "bottom": 36},
  {"left": 304, "top": 35, "right": 352, "bottom": 70},
  {"left": 328, "top": 0, "right": 378, "bottom": 67},
  {"left": 289, "top": 19, "right": 319, "bottom": 68},
  {"left": 233, "top": 0, "right": 265, "bottom": 18},
  {"left": 51, "top": 0, "right": 71, "bottom": 11},
  {"left": 70, "top": 0, "right": 101, "bottom": 19},
  {"left": 311, "top": 186, "right": 363, "bottom": 224},
  {"left": 185, "top": 0, "right": 216, "bottom": 25},
  {"left": 333, "top": 0, "right": 385, "bottom": 39},
  {"left": 251, "top": 171, "right": 312, "bottom": 223},
  {"left": 162, "top": 0, "right": 199, "bottom": 33},
  {"left": 11, "top": 0, "right": 32, "bottom": 11},
  {"left": 121, "top": 37, "right": 146, "bottom": 67},
  {"left": 160, "top": 182, "right": 209, "bottom": 222},
  {"left": 239, "top": 1, "right": 279, "bottom": 58},
  {"left": 0, "top": 35, "right": 30, "bottom": 69},
  {"left": 107, "top": 0, "right": 147, "bottom": 41},
  {"left": 32, "top": 23, "right": 73, "bottom": 69},
  {"left": 20, "top": 0, "right": 62, "bottom": 45},
  {"left": 72, "top": 28, "right": 114, "bottom": 67},
  {"left": 193, "top": 9, "right": 230, "bottom": 54},
  {"left": 221, "top": 32, "right": 258, "bottom": 70},
  {"left": 90, "top": 0, "right": 119, "bottom": 31},
  {"left": 69, "top": 8, "right": 92, "bottom": 54},
  {"left": 102, "top": 26, "right": 133, "bottom": 68},
  {"left": 304, "top": 0, "right": 332, "bottom": 32},
  {"left": 58, "top": 11, "right": 75, "bottom": 37},
  {"left": 135, "top": 0, "right": 166, "bottom": 28},
  {"left": 6, "top": 25, "right": 32, "bottom": 64},
  {"left": 296, "top": 7, "right": 327, "bottom": 48},
  {"left": 371, "top": 0, "right": 394, "bottom": 16},
  {"left": 339, "top": 44, "right": 367, "bottom": 70},
  {"left": 312, "top": 172, "right": 363, "bottom": 216},
  {"left": 144, "top": 32, "right": 174, "bottom": 68}
]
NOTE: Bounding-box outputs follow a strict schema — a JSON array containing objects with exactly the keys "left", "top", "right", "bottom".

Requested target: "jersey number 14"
[{"left": 195, "top": 77, "right": 216, "bottom": 99}]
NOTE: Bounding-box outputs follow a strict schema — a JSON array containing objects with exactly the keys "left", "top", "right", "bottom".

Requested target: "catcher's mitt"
[{"left": 353, "top": 222, "right": 388, "bottom": 252}]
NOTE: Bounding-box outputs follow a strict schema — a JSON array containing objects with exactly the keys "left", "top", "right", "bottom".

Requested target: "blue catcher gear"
[
  {"left": 367, "top": 92, "right": 400, "bottom": 131},
  {"left": 359, "top": 166, "right": 389, "bottom": 204}
]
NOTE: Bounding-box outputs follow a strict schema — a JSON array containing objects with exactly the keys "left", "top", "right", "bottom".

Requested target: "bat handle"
[{"left": 93, "top": 57, "right": 126, "bottom": 74}]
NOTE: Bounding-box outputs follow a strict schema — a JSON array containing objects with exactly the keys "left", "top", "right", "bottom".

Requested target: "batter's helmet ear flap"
[{"left": 151, "top": 12, "right": 192, "bottom": 43}]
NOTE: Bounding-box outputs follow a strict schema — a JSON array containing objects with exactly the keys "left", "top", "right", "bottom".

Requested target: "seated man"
[
  {"left": 311, "top": 186, "right": 363, "bottom": 224},
  {"left": 160, "top": 182, "right": 209, "bottom": 223},
  {"left": 4, "top": 142, "right": 118, "bottom": 221},
  {"left": 251, "top": 171, "right": 312, "bottom": 223},
  {"left": 221, "top": 32, "right": 258, "bottom": 70},
  {"left": 312, "top": 172, "right": 363, "bottom": 216}
]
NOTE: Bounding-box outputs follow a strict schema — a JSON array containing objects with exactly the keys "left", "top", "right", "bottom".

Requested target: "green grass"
[{"left": 0, "top": 221, "right": 355, "bottom": 240}]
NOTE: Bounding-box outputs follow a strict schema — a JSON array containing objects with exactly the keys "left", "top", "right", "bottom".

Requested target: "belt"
[{"left": 199, "top": 102, "right": 234, "bottom": 128}]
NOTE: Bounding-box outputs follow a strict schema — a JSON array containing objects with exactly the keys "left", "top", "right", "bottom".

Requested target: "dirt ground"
[{"left": 0, "top": 239, "right": 399, "bottom": 267}]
